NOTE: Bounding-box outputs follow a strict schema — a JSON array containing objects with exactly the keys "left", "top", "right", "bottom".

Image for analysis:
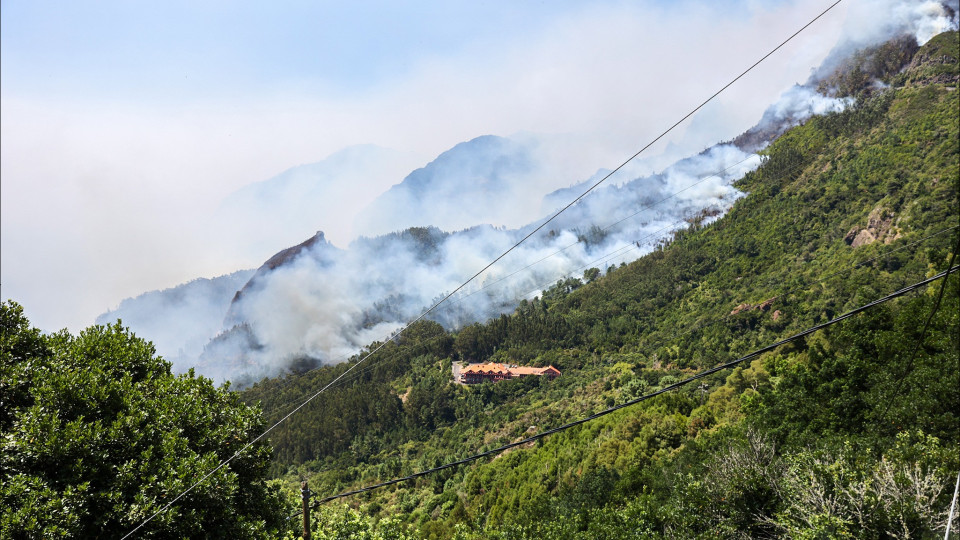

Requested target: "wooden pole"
[{"left": 301, "top": 481, "right": 311, "bottom": 540}]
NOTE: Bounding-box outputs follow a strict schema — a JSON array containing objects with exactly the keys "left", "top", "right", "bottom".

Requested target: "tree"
[{"left": 0, "top": 301, "right": 286, "bottom": 538}]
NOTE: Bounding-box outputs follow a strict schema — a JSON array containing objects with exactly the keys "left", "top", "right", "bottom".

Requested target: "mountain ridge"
[
  {"left": 98, "top": 27, "right": 956, "bottom": 387},
  {"left": 239, "top": 29, "right": 959, "bottom": 537}
]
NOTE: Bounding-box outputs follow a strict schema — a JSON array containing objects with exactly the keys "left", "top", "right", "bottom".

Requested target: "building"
[{"left": 460, "top": 362, "right": 561, "bottom": 385}]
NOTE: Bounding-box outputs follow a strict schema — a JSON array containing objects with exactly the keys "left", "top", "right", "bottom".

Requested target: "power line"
[
  {"left": 258, "top": 142, "right": 850, "bottom": 418},
  {"left": 260, "top": 224, "right": 959, "bottom": 428},
  {"left": 875, "top": 233, "right": 959, "bottom": 431},
  {"left": 121, "top": 2, "right": 845, "bottom": 535},
  {"left": 947, "top": 469, "right": 960, "bottom": 540},
  {"left": 447, "top": 153, "right": 760, "bottom": 305},
  {"left": 291, "top": 265, "right": 956, "bottom": 514}
]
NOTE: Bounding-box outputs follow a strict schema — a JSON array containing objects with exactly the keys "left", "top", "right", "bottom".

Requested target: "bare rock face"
[
  {"left": 844, "top": 227, "right": 860, "bottom": 245},
  {"left": 730, "top": 297, "right": 777, "bottom": 316},
  {"left": 845, "top": 207, "right": 899, "bottom": 247},
  {"left": 851, "top": 228, "right": 879, "bottom": 247},
  {"left": 901, "top": 30, "right": 959, "bottom": 87}
]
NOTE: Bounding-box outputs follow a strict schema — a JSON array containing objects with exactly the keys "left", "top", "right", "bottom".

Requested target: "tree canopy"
[
  {"left": 0, "top": 301, "right": 286, "bottom": 538},
  {"left": 240, "top": 32, "right": 959, "bottom": 539}
]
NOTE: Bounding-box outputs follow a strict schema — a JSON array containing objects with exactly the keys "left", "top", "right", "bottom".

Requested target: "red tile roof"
[{"left": 461, "top": 362, "right": 560, "bottom": 382}]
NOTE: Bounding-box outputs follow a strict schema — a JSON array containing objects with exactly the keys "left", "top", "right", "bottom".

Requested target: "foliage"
[
  {"left": 0, "top": 301, "right": 286, "bottom": 538},
  {"left": 244, "top": 33, "right": 960, "bottom": 539},
  {"left": 817, "top": 35, "right": 920, "bottom": 97},
  {"left": 9, "top": 32, "right": 959, "bottom": 539}
]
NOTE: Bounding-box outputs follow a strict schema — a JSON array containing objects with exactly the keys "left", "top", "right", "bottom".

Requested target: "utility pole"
[
  {"left": 301, "top": 481, "right": 311, "bottom": 540},
  {"left": 698, "top": 382, "right": 709, "bottom": 406}
]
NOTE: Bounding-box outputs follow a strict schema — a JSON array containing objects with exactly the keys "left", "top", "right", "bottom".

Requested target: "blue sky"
[
  {"left": 5, "top": 0, "right": 919, "bottom": 332},
  {"left": 3, "top": 1, "right": 622, "bottom": 100}
]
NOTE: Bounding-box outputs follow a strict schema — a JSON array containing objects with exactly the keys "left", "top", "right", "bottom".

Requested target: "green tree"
[{"left": 0, "top": 301, "right": 286, "bottom": 538}]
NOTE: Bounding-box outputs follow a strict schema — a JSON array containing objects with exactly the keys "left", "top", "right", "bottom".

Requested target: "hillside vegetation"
[
  {"left": 1, "top": 303, "right": 287, "bottom": 537},
  {"left": 2, "top": 32, "right": 956, "bottom": 540},
  {"left": 239, "top": 31, "right": 959, "bottom": 539}
]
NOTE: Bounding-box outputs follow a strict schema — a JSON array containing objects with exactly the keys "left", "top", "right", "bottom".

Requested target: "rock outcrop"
[{"left": 844, "top": 207, "right": 900, "bottom": 248}]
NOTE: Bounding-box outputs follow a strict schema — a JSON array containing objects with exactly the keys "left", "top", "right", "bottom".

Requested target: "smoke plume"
[
  {"left": 99, "top": 2, "right": 957, "bottom": 384},
  {"left": 95, "top": 270, "right": 254, "bottom": 372},
  {"left": 201, "top": 139, "right": 767, "bottom": 383}
]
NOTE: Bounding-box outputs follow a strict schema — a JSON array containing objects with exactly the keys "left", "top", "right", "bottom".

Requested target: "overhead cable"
[
  {"left": 874, "top": 233, "right": 959, "bottom": 430},
  {"left": 122, "top": 2, "right": 845, "bottom": 535},
  {"left": 263, "top": 224, "right": 959, "bottom": 426},
  {"left": 293, "top": 264, "right": 956, "bottom": 514}
]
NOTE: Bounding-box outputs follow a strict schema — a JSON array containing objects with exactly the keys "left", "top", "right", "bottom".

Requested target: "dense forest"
[
  {"left": 239, "top": 31, "right": 960, "bottom": 538},
  {"left": 0, "top": 302, "right": 288, "bottom": 536},
  {"left": 2, "top": 31, "right": 957, "bottom": 539}
]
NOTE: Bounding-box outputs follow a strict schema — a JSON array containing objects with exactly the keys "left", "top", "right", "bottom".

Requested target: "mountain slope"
[
  {"left": 212, "top": 119, "right": 810, "bottom": 381},
  {"left": 241, "top": 31, "right": 959, "bottom": 538},
  {"left": 216, "top": 144, "right": 425, "bottom": 253},
  {"left": 353, "top": 135, "right": 540, "bottom": 236},
  {"left": 95, "top": 269, "right": 255, "bottom": 372}
]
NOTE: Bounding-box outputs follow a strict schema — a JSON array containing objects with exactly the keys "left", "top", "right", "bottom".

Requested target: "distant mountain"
[
  {"left": 202, "top": 64, "right": 875, "bottom": 383},
  {"left": 353, "top": 135, "right": 546, "bottom": 236},
  {"left": 240, "top": 30, "right": 959, "bottom": 538},
  {"left": 216, "top": 144, "right": 425, "bottom": 253},
  {"left": 95, "top": 269, "right": 255, "bottom": 373}
]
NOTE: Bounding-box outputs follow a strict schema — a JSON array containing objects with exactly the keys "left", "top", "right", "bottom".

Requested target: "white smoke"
[
  {"left": 845, "top": 0, "right": 958, "bottom": 46},
  {"left": 95, "top": 270, "right": 254, "bottom": 372},
  {"left": 727, "top": 85, "right": 855, "bottom": 152},
  {"left": 208, "top": 141, "right": 764, "bottom": 382},
  {"left": 906, "top": 1, "right": 959, "bottom": 43},
  {"left": 102, "top": 1, "right": 957, "bottom": 384},
  {"left": 766, "top": 86, "right": 854, "bottom": 124}
]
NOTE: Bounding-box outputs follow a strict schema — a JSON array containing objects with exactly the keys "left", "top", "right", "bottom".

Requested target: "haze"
[{"left": 4, "top": 0, "right": 936, "bottom": 333}]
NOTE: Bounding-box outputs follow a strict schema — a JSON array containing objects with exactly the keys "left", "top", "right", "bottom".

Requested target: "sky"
[{"left": 0, "top": 0, "right": 874, "bottom": 333}]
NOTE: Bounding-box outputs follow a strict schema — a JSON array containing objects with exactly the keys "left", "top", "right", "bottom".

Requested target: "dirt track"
[{"left": 451, "top": 361, "right": 464, "bottom": 384}]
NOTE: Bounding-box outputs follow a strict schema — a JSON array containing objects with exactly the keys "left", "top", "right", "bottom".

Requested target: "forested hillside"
[
  {"left": 0, "top": 303, "right": 287, "bottom": 537},
  {"left": 5, "top": 30, "right": 955, "bottom": 540},
  {"left": 239, "top": 31, "right": 960, "bottom": 538}
]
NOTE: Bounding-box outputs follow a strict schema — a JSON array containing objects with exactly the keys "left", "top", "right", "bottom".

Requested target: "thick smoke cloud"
[
  {"left": 763, "top": 86, "right": 855, "bottom": 128},
  {"left": 97, "top": 1, "right": 956, "bottom": 384},
  {"left": 95, "top": 270, "right": 254, "bottom": 372},
  {"left": 216, "top": 145, "right": 426, "bottom": 251},
  {"left": 849, "top": 0, "right": 957, "bottom": 45},
  {"left": 205, "top": 140, "right": 771, "bottom": 383}
]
